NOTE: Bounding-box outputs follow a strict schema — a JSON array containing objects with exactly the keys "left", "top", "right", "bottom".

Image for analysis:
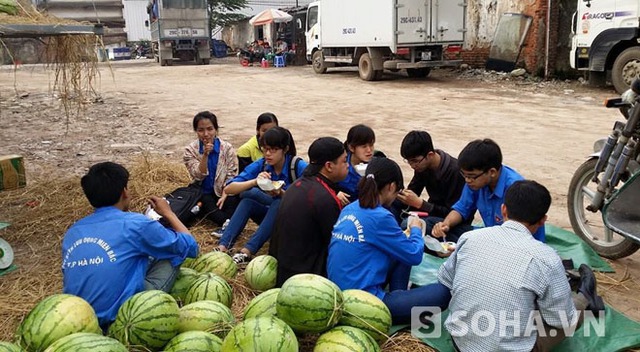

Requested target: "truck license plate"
[{"left": 421, "top": 51, "right": 432, "bottom": 61}]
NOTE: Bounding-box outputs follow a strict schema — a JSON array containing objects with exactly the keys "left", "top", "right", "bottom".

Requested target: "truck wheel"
[
  {"left": 359, "top": 53, "right": 376, "bottom": 81},
  {"left": 612, "top": 46, "right": 640, "bottom": 93},
  {"left": 406, "top": 68, "right": 431, "bottom": 78},
  {"left": 312, "top": 50, "right": 327, "bottom": 74}
]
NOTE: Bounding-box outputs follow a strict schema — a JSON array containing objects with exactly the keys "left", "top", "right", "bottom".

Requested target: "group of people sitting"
[
  {"left": 61, "top": 111, "right": 606, "bottom": 351},
  {"left": 238, "top": 38, "right": 292, "bottom": 65}
]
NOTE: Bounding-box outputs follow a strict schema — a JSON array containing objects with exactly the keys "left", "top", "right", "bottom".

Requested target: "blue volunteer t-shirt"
[
  {"left": 227, "top": 155, "right": 307, "bottom": 190},
  {"left": 337, "top": 152, "right": 362, "bottom": 199},
  {"left": 327, "top": 201, "right": 424, "bottom": 300},
  {"left": 61, "top": 206, "right": 199, "bottom": 327},
  {"left": 199, "top": 138, "right": 220, "bottom": 195},
  {"left": 452, "top": 164, "right": 546, "bottom": 242}
]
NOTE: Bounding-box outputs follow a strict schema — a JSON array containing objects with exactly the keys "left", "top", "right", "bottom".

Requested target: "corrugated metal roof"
[{"left": 123, "top": 0, "right": 152, "bottom": 41}]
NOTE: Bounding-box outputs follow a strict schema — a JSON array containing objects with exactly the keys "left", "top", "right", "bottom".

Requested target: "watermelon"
[
  {"left": 181, "top": 257, "right": 197, "bottom": 269},
  {"left": 338, "top": 289, "right": 391, "bottom": 343},
  {"left": 0, "top": 0, "right": 18, "bottom": 16},
  {"left": 163, "top": 331, "right": 222, "bottom": 352},
  {"left": 244, "top": 255, "right": 277, "bottom": 291},
  {"left": 243, "top": 288, "right": 280, "bottom": 320},
  {"left": 43, "top": 333, "right": 127, "bottom": 352},
  {"left": 170, "top": 267, "right": 200, "bottom": 304},
  {"left": 16, "top": 294, "right": 101, "bottom": 351},
  {"left": 314, "top": 326, "right": 380, "bottom": 352},
  {"left": 0, "top": 342, "right": 23, "bottom": 352},
  {"left": 178, "top": 301, "right": 234, "bottom": 338},
  {"left": 107, "top": 290, "right": 179, "bottom": 351},
  {"left": 276, "top": 274, "right": 343, "bottom": 333},
  {"left": 191, "top": 252, "right": 237, "bottom": 280},
  {"left": 183, "top": 273, "right": 233, "bottom": 307},
  {"left": 220, "top": 316, "right": 298, "bottom": 352}
]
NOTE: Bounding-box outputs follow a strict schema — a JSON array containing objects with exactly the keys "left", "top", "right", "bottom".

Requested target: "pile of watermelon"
[{"left": 1, "top": 252, "right": 393, "bottom": 351}]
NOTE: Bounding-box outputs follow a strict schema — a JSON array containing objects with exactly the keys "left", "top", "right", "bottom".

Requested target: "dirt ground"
[{"left": 1, "top": 57, "right": 639, "bottom": 328}]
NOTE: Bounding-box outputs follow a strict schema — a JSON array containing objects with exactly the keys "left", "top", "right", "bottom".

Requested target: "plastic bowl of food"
[{"left": 257, "top": 177, "right": 285, "bottom": 191}]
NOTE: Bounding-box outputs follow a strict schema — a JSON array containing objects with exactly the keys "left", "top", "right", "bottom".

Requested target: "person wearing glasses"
[
  {"left": 396, "top": 130, "right": 467, "bottom": 221},
  {"left": 214, "top": 126, "right": 308, "bottom": 264},
  {"left": 431, "top": 138, "right": 546, "bottom": 244}
]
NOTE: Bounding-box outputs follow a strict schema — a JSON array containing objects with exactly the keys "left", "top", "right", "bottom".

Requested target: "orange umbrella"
[{"left": 249, "top": 9, "right": 293, "bottom": 26}]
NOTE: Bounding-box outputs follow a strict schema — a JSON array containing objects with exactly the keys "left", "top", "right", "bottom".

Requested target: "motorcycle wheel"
[{"left": 567, "top": 158, "right": 640, "bottom": 259}]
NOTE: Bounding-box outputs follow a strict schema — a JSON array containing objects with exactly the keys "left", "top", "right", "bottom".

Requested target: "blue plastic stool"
[{"left": 274, "top": 55, "right": 285, "bottom": 68}]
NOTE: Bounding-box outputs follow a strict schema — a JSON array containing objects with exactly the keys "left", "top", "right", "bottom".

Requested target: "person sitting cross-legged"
[
  {"left": 62, "top": 162, "right": 199, "bottom": 330},
  {"left": 438, "top": 180, "right": 605, "bottom": 352}
]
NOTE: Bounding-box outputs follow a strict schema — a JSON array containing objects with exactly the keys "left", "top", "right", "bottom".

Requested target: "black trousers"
[{"left": 200, "top": 193, "right": 239, "bottom": 226}]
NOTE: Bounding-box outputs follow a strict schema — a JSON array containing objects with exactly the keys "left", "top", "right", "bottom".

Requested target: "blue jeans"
[
  {"left": 144, "top": 258, "right": 178, "bottom": 292},
  {"left": 382, "top": 260, "right": 451, "bottom": 325},
  {"left": 219, "top": 188, "right": 280, "bottom": 254}
]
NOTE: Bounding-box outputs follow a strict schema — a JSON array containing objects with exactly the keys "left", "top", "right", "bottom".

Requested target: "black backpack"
[{"left": 160, "top": 183, "right": 203, "bottom": 228}]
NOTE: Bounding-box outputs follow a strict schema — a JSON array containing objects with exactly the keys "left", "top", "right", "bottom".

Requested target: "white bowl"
[{"left": 257, "top": 177, "right": 284, "bottom": 191}]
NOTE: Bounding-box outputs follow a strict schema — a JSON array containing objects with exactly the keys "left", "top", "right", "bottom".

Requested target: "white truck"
[
  {"left": 305, "top": 0, "right": 465, "bottom": 81},
  {"left": 570, "top": 0, "right": 640, "bottom": 93},
  {"left": 147, "top": 0, "right": 211, "bottom": 66}
]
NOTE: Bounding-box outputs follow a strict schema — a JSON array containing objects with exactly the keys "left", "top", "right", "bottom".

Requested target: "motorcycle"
[{"left": 568, "top": 79, "right": 640, "bottom": 259}]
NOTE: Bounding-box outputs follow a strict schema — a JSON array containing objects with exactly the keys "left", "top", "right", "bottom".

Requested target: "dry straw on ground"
[
  {"left": 0, "top": 157, "right": 434, "bottom": 351},
  {"left": 0, "top": 0, "right": 104, "bottom": 121}
]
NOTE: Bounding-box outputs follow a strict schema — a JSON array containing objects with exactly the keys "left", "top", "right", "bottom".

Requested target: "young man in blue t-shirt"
[
  {"left": 430, "top": 138, "right": 546, "bottom": 244},
  {"left": 62, "top": 162, "right": 199, "bottom": 329}
]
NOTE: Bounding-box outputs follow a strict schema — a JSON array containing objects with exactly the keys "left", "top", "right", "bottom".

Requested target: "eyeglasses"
[
  {"left": 403, "top": 155, "right": 426, "bottom": 166},
  {"left": 460, "top": 171, "right": 487, "bottom": 181},
  {"left": 261, "top": 146, "right": 281, "bottom": 154}
]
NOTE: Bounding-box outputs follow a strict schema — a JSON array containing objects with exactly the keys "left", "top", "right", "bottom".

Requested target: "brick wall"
[{"left": 461, "top": 0, "right": 567, "bottom": 76}]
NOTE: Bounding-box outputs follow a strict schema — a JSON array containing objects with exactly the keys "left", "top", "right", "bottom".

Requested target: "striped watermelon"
[
  {"left": 181, "top": 257, "right": 197, "bottom": 269},
  {"left": 0, "top": 342, "right": 23, "bottom": 352},
  {"left": 170, "top": 267, "right": 200, "bottom": 304},
  {"left": 276, "top": 274, "right": 343, "bottom": 333},
  {"left": 191, "top": 252, "right": 237, "bottom": 280},
  {"left": 107, "top": 290, "right": 179, "bottom": 351},
  {"left": 314, "top": 326, "right": 380, "bottom": 352},
  {"left": 244, "top": 255, "right": 277, "bottom": 291},
  {"left": 163, "top": 331, "right": 222, "bottom": 352},
  {"left": 16, "top": 294, "right": 101, "bottom": 351},
  {"left": 339, "top": 289, "right": 391, "bottom": 343},
  {"left": 220, "top": 316, "right": 298, "bottom": 352},
  {"left": 183, "top": 273, "right": 233, "bottom": 307},
  {"left": 243, "top": 288, "right": 280, "bottom": 320},
  {"left": 178, "top": 301, "right": 234, "bottom": 338},
  {"left": 43, "top": 333, "right": 127, "bottom": 352}
]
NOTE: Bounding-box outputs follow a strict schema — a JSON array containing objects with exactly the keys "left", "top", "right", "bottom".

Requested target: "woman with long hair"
[
  {"left": 216, "top": 126, "right": 307, "bottom": 264},
  {"left": 327, "top": 157, "right": 451, "bottom": 324},
  {"left": 183, "top": 111, "right": 239, "bottom": 226}
]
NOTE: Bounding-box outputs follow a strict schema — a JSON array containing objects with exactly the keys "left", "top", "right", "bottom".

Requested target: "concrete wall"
[
  {"left": 221, "top": 20, "right": 276, "bottom": 51},
  {"left": 462, "top": 0, "right": 573, "bottom": 76}
]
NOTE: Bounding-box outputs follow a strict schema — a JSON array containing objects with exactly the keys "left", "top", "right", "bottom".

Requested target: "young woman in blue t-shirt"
[
  {"left": 336, "top": 124, "right": 376, "bottom": 205},
  {"left": 327, "top": 157, "right": 451, "bottom": 324},
  {"left": 215, "top": 126, "right": 307, "bottom": 264}
]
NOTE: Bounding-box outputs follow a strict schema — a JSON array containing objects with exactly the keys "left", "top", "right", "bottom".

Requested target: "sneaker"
[
  {"left": 211, "top": 219, "right": 230, "bottom": 238},
  {"left": 577, "top": 264, "right": 605, "bottom": 314},
  {"left": 232, "top": 252, "right": 250, "bottom": 265}
]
